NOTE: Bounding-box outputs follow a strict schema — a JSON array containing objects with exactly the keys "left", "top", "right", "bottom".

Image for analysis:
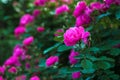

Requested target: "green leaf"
[
  {"left": 89, "top": 47, "right": 100, "bottom": 53},
  {"left": 97, "top": 56, "right": 115, "bottom": 62},
  {"left": 96, "top": 12, "right": 111, "bottom": 22},
  {"left": 93, "top": 61, "right": 112, "bottom": 70},
  {"left": 43, "top": 43, "right": 62, "bottom": 54},
  {"left": 54, "top": 36, "right": 63, "bottom": 42},
  {"left": 67, "top": 67, "right": 80, "bottom": 73},
  {"left": 115, "top": 9, "right": 120, "bottom": 19},
  {"left": 81, "top": 59, "right": 95, "bottom": 73},
  {"left": 57, "top": 44, "right": 72, "bottom": 52},
  {"left": 109, "top": 48, "right": 120, "bottom": 56}
]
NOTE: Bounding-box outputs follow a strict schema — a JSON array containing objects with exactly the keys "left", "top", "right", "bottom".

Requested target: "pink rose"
[
  {"left": 82, "top": 32, "right": 90, "bottom": 44},
  {"left": 34, "top": 0, "right": 47, "bottom": 6},
  {"left": 8, "top": 66, "right": 17, "bottom": 74},
  {"left": 0, "top": 66, "right": 5, "bottom": 75},
  {"left": 4, "top": 56, "right": 21, "bottom": 66},
  {"left": 33, "top": 9, "right": 41, "bottom": 17},
  {"left": 72, "top": 72, "right": 81, "bottom": 79},
  {"left": 73, "top": 1, "right": 87, "bottom": 18},
  {"left": 46, "top": 56, "right": 59, "bottom": 67},
  {"left": 23, "top": 36, "right": 34, "bottom": 46},
  {"left": 85, "top": 7, "right": 93, "bottom": 16},
  {"left": 30, "top": 76, "right": 40, "bottom": 80},
  {"left": 14, "top": 26, "right": 26, "bottom": 38},
  {"left": 13, "top": 45, "right": 25, "bottom": 57},
  {"left": 75, "top": 14, "right": 91, "bottom": 27},
  {"left": 0, "top": 76, "right": 4, "bottom": 80},
  {"left": 90, "top": 2, "right": 103, "bottom": 11},
  {"left": 69, "top": 50, "right": 79, "bottom": 64},
  {"left": 20, "top": 14, "right": 34, "bottom": 26},
  {"left": 64, "top": 26, "right": 84, "bottom": 46},
  {"left": 104, "top": 0, "right": 114, "bottom": 5},
  {"left": 37, "top": 27, "right": 45, "bottom": 32},
  {"left": 55, "top": 4, "right": 69, "bottom": 15}
]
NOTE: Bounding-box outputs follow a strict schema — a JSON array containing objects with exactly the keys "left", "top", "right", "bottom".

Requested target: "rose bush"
[{"left": 0, "top": 0, "right": 120, "bottom": 80}]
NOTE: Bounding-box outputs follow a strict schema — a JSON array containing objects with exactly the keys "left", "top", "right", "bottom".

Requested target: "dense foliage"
[{"left": 0, "top": 0, "right": 120, "bottom": 80}]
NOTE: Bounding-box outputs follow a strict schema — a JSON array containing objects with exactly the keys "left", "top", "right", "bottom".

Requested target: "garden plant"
[{"left": 0, "top": 0, "right": 120, "bottom": 80}]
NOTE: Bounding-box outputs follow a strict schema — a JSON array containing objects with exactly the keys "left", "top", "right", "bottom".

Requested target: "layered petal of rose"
[
  {"left": 55, "top": 4, "right": 69, "bottom": 15},
  {"left": 46, "top": 56, "right": 59, "bottom": 67},
  {"left": 69, "top": 50, "right": 79, "bottom": 64},
  {"left": 72, "top": 72, "right": 81, "bottom": 79},
  {"left": 73, "top": 1, "right": 87, "bottom": 18}
]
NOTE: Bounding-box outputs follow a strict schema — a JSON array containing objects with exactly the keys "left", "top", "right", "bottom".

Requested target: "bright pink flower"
[
  {"left": 13, "top": 45, "right": 24, "bottom": 57},
  {"left": 25, "top": 62, "right": 31, "bottom": 69},
  {"left": 4, "top": 56, "right": 21, "bottom": 66},
  {"left": 23, "top": 36, "right": 34, "bottom": 46},
  {"left": 90, "top": 2, "right": 103, "bottom": 11},
  {"left": 75, "top": 14, "right": 91, "bottom": 27},
  {"left": 20, "top": 14, "right": 34, "bottom": 26},
  {"left": 33, "top": 9, "right": 41, "bottom": 17},
  {"left": 115, "top": 0, "right": 120, "bottom": 5},
  {"left": 85, "top": 7, "right": 93, "bottom": 16},
  {"left": 14, "top": 26, "right": 26, "bottom": 37},
  {"left": 0, "top": 76, "right": 4, "bottom": 80},
  {"left": 55, "top": 4, "right": 69, "bottom": 15},
  {"left": 30, "top": 76, "right": 40, "bottom": 80},
  {"left": 8, "top": 66, "right": 17, "bottom": 74},
  {"left": 82, "top": 32, "right": 90, "bottom": 44},
  {"left": 73, "top": 1, "right": 87, "bottom": 18},
  {"left": 69, "top": 50, "right": 79, "bottom": 64},
  {"left": 15, "top": 75, "right": 26, "bottom": 80},
  {"left": 104, "top": 0, "right": 114, "bottom": 5},
  {"left": 34, "top": 0, "right": 47, "bottom": 6},
  {"left": 64, "top": 26, "right": 84, "bottom": 46},
  {"left": 72, "top": 72, "right": 81, "bottom": 79},
  {"left": 54, "top": 29, "right": 64, "bottom": 36},
  {"left": 0, "top": 66, "right": 5, "bottom": 74},
  {"left": 46, "top": 56, "right": 59, "bottom": 67},
  {"left": 37, "top": 27, "right": 45, "bottom": 32}
]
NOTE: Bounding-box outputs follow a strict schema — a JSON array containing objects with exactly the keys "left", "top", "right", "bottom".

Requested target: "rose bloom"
[
  {"left": 55, "top": 4, "right": 69, "bottom": 15},
  {"left": 69, "top": 49, "right": 79, "bottom": 64},
  {"left": 23, "top": 36, "right": 34, "bottom": 46},
  {"left": 75, "top": 14, "right": 91, "bottom": 27},
  {"left": 13, "top": 45, "right": 24, "bottom": 57},
  {"left": 64, "top": 26, "right": 84, "bottom": 46},
  {"left": 8, "top": 66, "right": 17, "bottom": 74},
  {"left": 64, "top": 26, "right": 90, "bottom": 46},
  {"left": 0, "top": 66, "right": 5, "bottom": 74},
  {"left": 33, "top": 9, "right": 41, "bottom": 17},
  {"left": 73, "top": 1, "right": 87, "bottom": 18},
  {"left": 34, "top": 0, "right": 47, "bottom": 6},
  {"left": 0, "top": 76, "right": 4, "bottom": 80},
  {"left": 104, "top": 0, "right": 114, "bottom": 5},
  {"left": 72, "top": 71, "right": 81, "bottom": 79},
  {"left": 37, "top": 27, "right": 45, "bottom": 32},
  {"left": 90, "top": 2, "right": 103, "bottom": 11},
  {"left": 14, "top": 26, "right": 26, "bottom": 38},
  {"left": 30, "top": 76, "right": 40, "bottom": 80},
  {"left": 82, "top": 31, "right": 90, "bottom": 44},
  {"left": 20, "top": 14, "right": 34, "bottom": 26},
  {"left": 4, "top": 56, "right": 21, "bottom": 67},
  {"left": 46, "top": 56, "right": 59, "bottom": 67}
]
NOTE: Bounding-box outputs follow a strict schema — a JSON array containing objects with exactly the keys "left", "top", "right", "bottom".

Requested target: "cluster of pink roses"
[{"left": 1, "top": 0, "right": 119, "bottom": 80}]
